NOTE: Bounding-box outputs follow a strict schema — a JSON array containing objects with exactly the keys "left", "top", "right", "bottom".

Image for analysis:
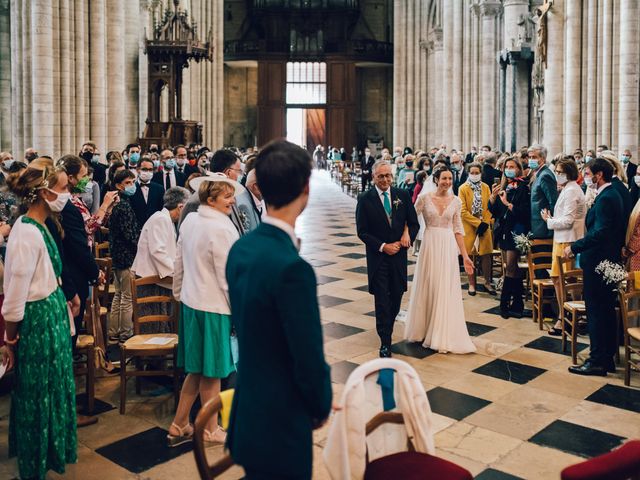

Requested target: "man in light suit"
[
  {"left": 235, "top": 170, "right": 262, "bottom": 232},
  {"left": 356, "top": 160, "right": 420, "bottom": 357},
  {"left": 226, "top": 140, "right": 332, "bottom": 479},
  {"left": 528, "top": 144, "right": 558, "bottom": 240}
]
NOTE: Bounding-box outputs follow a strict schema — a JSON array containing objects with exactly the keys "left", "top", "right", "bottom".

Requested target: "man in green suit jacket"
[{"left": 226, "top": 140, "right": 332, "bottom": 479}]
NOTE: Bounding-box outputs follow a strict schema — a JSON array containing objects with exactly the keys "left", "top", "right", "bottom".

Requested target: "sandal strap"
[{"left": 171, "top": 422, "right": 192, "bottom": 436}]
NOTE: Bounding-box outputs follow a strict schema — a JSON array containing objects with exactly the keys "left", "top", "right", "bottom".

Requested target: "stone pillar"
[
  {"left": 106, "top": 0, "right": 126, "bottom": 150},
  {"left": 0, "top": 0, "right": 11, "bottom": 151},
  {"left": 74, "top": 0, "right": 87, "bottom": 146},
  {"left": 442, "top": 0, "right": 453, "bottom": 148},
  {"left": 431, "top": 29, "right": 444, "bottom": 144},
  {"left": 419, "top": 0, "right": 428, "bottom": 148},
  {"left": 392, "top": 0, "right": 406, "bottom": 149},
  {"left": 124, "top": 0, "right": 140, "bottom": 142},
  {"left": 413, "top": 0, "right": 423, "bottom": 148},
  {"left": 600, "top": 0, "right": 613, "bottom": 146},
  {"left": 58, "top": 0, "right": 72, "bottom": 153},
  {"left": 451, "top": 0, "right": 463, "bottom": 149},
  {"left": 21, "top": 0, "right": 33, "bottom": 151},
  {"left": 405, "top": 0, "right": 415, "bottom": 148},
  {"left": 564, "top": 0, "right": 582, "bottom": 152},
  {"left": 139, "top": 0, "right": 151, "bottom": 136},
  {"left": 618, "top": 0, "right": 639, "bottom": 157},
  {"left": 479, "top": 1, "right": 501, "bottom": 149},
  {"left": 31, "top": 0, "right": 55, "bottom": 155},
  {"left": 89, "top": 0, "right": 107, "bottom": 154},
  {"left": 214, "top": 0, "right": 224, "bottom": 148},
  {"left": 585, "top": 0, "right": 597, "bottom": 149},
  {"left": 543, "top": 0, "right": 564, "bottom": 157},
  {"left": 9, "top": 0, "right": 24, "bottom": 155}
]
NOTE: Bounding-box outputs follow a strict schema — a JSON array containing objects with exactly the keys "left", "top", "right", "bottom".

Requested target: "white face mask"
[
  {"left": 554, "top": 173, "right": 568, "bottom": 185},
  {"left": 45, "top": 190, "right": 71, "bottom": 212},
  {"left": 176, "top": 158, "right": 187, "bottom": 167},
  {"left": 468, "top": 173, "right": 481, "bottom": 183},
  {"left": 138, "top": 170, "right": 153, "bottom": 183}
]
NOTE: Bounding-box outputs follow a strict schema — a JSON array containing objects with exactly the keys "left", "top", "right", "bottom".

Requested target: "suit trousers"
[
  {"left": 372, "top": 259, "right": 403, "bottom": 347},
  {"left": 583, "top": 269, "right": 618, "bottom": 367},
  {"left": 108, "top": 268, "right": 134, "bottom": 341},
  {"left": 361, "top": 173, "right": 371, "bottom": 191}
]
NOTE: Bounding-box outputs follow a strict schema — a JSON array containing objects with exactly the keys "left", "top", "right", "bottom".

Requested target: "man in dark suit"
[
  {"left": 152, "top": 149, "right": 186, "bottom": 191},
  {"left": 481, "top": 152, "right": 502, "bottom": 187},
  {"left": 361, "top": 147, "right": 376, "bottom": 191},
  {"left": 601, "top": 153, "right": 633, "bottom": 222},
  {"left": 174, "top": 145, "right": 199, "bottom": 178},
  {"left": 465, "top": 146, "right": 477, "bottom": 164},
  {"left": 226, "top": 140, "right": 332, "bottom": 479},
  {"left": 528, "top": 144, "right": 558, "bottom": 239},
  {"left": 130, "top": 157, "right": 164, "bottom": 230},
  {"left": 79, "top": 141, "right": 107, "bottom": 186},
  {"left": 621, "top": 149, "right": 640, "bottom": 203},
  {"left": 450, "top": 153, "right": 468, "bottom": 195},
  {"left": 565, "top": 158, "right": 625, "bottom": 376},
  {"left": 356, "top": 160, "right": 420, "bottom": 357}
]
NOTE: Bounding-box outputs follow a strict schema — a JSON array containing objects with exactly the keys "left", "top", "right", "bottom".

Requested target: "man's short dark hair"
[
  {"left": 588, "top": 157, "right": 614, "bottom": 182},
  {"left": 114, "top": 169, "right": 135, "bottom": 186},
  {"left": 597, "top": 144, "right": 609, "bottom": 151},
  {"left": 126, "top": 143, "right": 140, "bottom": 153},
  {"left": 255, "top": 140, "right": 312, "bottom": 208},
  {"left": 210, "top": 149, "right": 239, "bottom": 173},
  {"left": 173, "top": 145, "right": 187, "bottom": 155}
]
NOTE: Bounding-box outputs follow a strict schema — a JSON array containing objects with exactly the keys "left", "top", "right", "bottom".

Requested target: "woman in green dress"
[{"left": 2, "top": 159, "right": 77, "bottom": 479}]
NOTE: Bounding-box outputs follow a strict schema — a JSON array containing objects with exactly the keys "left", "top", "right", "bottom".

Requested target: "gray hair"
[
  {"left": 246, "top": 169, "right": 257, "bottom": 186},
  {"left": 163, "top": 186, "right": 190, "bottom": 210},
  {"left": 528, "top": 143, "right": 547, "bottom": 159},
  {"left": 372, "top": 159, "right": 391, "bottom": 175}
]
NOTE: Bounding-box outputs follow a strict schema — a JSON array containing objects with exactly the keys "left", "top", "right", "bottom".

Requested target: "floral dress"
[{"left": 9, "top": 217, "right": 77, "bottom": 479}]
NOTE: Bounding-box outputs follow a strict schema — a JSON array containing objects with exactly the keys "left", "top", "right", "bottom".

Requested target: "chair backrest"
[
  {"left": 130, "top": 274, "right": 177, "bottom": 334},
  {"left": 365, "top": 411, "right": 416, "bottom": 457},
  {"left": 94, "top": 257, "right": 113, "bottom": 312},
  {"left": 556, "top": 255, "right": 583, "bottom": 305},
  {"left": 193, "top": 397, "right": 234, "bottom": 480},
  {"left": 95, "top": 240, "right": 110, "bottom": 259},
  {"left": 618, "top": 289, "right": 640, "bottom": 335},
  {"left": 526, "top": 238, "right": 554, "bottom": 280},
  {"left": 561, "top": 440, "right": 640, "bottom": 480}
]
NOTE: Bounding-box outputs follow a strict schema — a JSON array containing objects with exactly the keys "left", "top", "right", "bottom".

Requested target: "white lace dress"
[{"left": 404, "top": 193, "right": 476, "bottom": 354}]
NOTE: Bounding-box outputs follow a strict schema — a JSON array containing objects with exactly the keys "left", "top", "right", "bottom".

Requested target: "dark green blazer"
[{"left": 225, "top": 222, "right": 332, "bottom": 478}]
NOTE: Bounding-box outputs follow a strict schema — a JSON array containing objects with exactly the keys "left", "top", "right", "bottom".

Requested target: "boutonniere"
[
  {"left": 239, "top": 210, "right": 250, "bottom": 230},
  {"left": 393, "top": 198, "right": 402, "bottom": 209}
]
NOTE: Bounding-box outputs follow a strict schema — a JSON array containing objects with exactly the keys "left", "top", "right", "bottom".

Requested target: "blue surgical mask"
[
  {"left": 123, "top": 184, "right": 137, "bottom": 197},
  {"left": 621, "top": 155, "right": 630, "bottom": 164},
  {"left": 85, "top": 180, "right": 94, "bottom": 193},
  {"left": 164, "top": 158, "right": 176, "bottom": 170},
  {"left": 2, "top": 159, "right": 14, "bottom": 170},
  {"left": 91, "top": 155, "right": 100, "bottom": 164},
  {"left": 528, "top": 159, "right": 539, "bottom": 170},
  {"left": 504, "top": 169, "right": 516, "bottom": 179},
  {"left": 153, "top": 159, "right": 160, "bottom": 168},
  {"left": 585, "top": 156, "right": 593, "bottom": 163},
  {"left": 129, "top": 152, "right": 140, "bottom": 164},
  {"left": 451, "top": 164, "right": 461, "bottom": 172}
]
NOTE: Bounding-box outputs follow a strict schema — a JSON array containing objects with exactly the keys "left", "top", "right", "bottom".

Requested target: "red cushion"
[
  {"left": 364, "top": 451, "right": 473, "bottom": 480},
  {"left": 561, "top": 440, "right": 640, "bottom": 480}
]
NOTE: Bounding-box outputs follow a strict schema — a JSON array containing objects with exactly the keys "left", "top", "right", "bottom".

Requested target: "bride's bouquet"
[
  {"left": 512, "top": 232, "right": 533, "bottom": 254},
  {"left": 595, "top": 260, "right": 627, "bottom": 289}
]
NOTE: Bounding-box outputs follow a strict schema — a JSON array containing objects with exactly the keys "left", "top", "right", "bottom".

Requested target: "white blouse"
[
  {"left": 2, "top": 216, "right": 59, "bottom": 323},
  {"left": 546, "top": 181, "right": 586, "bottom": 243},
  {"left": 173, "top": 205, "right": 239, "bottom": 314},
  {"left": 132, "top": 208, "right": 176, "bottom": 287}
]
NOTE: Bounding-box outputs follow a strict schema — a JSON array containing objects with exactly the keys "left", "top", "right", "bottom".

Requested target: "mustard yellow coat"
[{"left": 458, "top": 182, "right": 494, "bottom": 255}]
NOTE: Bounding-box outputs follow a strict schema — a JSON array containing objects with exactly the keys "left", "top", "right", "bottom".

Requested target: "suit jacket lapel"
[{"left": 370, "top": 188, "right": 391, "bottom": 226}]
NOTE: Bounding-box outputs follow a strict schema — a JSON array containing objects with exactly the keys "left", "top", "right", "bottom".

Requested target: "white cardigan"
[
  {"left": 546, "top": 181, "right": 586, "bottom": 243},
  {"left": 323, "top": 358, "right": 435, "bottom": 480},
  {"left": 132, "top": 208, "right": 176, "bottom": 287},
  {"left": 2, "top": 217, "right": 59, "bottom": 323},
  {"left": 173, "top": 205, "right": 239, "bottom": 314}
]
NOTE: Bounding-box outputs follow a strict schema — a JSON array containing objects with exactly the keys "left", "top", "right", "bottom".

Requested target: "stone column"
[
  {"left": 214, "top": 0, "right": 224, "bottom": 147},
  {"left": 22, "top": 0, "right": 33, "bottom": 150},
  {"left": 0, "top": 0, "right": 11, "bottom": 151},
  {"left": 442, "top": 0, "right": 453, "bottom": 148},
  {"left": 405, "top": 0, "right": 415, "bottom": 148},
  {"left": 413, "top": 0, "right": 423, "bottom": 148},
  {"left": 431, "top": 29, "right": 444, "bottom": 144},
  {"left": 564, "top": 0, "right": 582, "bottom": 152},
  {"left": 600, "top": 0, "right": 613, "bottom": 146},
  {"left": 478, "top": 2, "right": 501, "bottom": 149},
  {"left": 31, "top": 0, "right": 55, "bottom": 155},
  {"left": 9, "top": 0, "right": 24, "bottom": 155},
  {"left": 451, "top": 0, "right": 463, "bottom": 149},
  {"left": 124, "top": 0, "right": 141, "bottom": 142},
  {"left": 543, "top": 0, "right": 564, "bottom": 157},
  {"left": 107, "top": 0, "right": 126, "bottom": 150},
  {"left": 585, "top": 0, "right": 597, "bottom": 148},
  {"left": 58, "top": 0, "right": 72, "bottom": 153},
  {"left": 74, "top": 0, "right": 87, "bottom": 146},
  {"left": 618, "top": 0, "right": 639, "bottom": 157},
  {"left": 392, "top": 0, "right": 406, "bottom": 149},
  {"left": 419, "top": 0, "right": 428, "bottom": 148},
  {"left": 89, "top": 0, "right": 107, "bottom": 154},
  {"left": 139, "top": 0, "right": 151, "bottom": 135}
]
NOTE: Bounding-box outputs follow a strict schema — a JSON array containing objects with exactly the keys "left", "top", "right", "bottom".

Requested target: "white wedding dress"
[{"left": 404, "top": 193, "right": 476, "bottom": 354}]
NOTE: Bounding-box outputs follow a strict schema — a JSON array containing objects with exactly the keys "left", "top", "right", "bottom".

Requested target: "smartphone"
[{"left": 493, "top": 176, "right": 501, "bottom": 185}]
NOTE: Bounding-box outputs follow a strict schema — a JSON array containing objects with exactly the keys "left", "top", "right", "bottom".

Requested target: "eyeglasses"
[{"left": 376, "top": 174, "right": 393, "bottom": 179}]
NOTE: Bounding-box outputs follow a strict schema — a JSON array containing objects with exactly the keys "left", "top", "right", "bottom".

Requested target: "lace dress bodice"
[{"left": 415, "top": 193, "right": 464, "bottom": 235}]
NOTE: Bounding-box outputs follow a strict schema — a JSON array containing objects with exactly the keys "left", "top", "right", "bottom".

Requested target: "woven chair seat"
[
  {"left": 76, "top": 334, "right": 95, "bottom": 349},
  {"left": 122, "top": 333, "right": 177, "bottom": 351}
]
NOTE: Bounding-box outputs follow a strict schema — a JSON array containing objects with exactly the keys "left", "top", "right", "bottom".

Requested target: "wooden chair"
[
  {"left": 94, "top": 257, "right": 113, "bottom": 342},
  {"left": 363, "top": 412, "right": 473, "bottom": 480},
  {"left": 74, "top": 292, "right": 97, "bottom": 414},
  {"left": 617, "top": 289, "right": 640, "bottom": 386},
  {"left": 557, "top": 256, "right": 586, "bottom": 364},
  {"left": 193, "top": 397, "right": 235, "bottom": 480},
  {"left": 119, "top": 275, "right": 179, "bottom": 414},
  {"left": 527, "top": 238, "right": 555, "bottom": 329},
  {"left": 94, "top": 240, "right": 110, "bottom": 259}
]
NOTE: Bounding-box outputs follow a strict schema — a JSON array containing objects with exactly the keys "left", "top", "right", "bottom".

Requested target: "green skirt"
[
  {"left": 9, "top": 288, "right": 77, "bottom": 480},
  {"left": 177, "top": 304, "right": 235, "bottom": 378}
]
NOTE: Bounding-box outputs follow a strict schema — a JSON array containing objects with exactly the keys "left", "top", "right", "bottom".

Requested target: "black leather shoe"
[
  {"left": 509, "top": 310, "right": 523, "bottom": 319},
  {"left": 568, "top": 362, "right": 607, "bottom": 377},
  {"left": 379, "top": 346, "right": 392, "bottom": 358},
  {"left": 500, "top": 309, "right": 510, "bottom": 319}
]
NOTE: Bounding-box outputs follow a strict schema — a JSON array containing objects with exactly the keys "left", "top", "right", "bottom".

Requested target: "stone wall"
[
  {"left": 223, "top": 65, "right": 258, "bottom": 147},
  {"left": 356, "top": 66, "right": 393, "bottom": 149}
]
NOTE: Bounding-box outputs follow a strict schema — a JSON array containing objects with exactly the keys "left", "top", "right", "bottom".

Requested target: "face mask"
[
  {"left": 2, "top": 159, "right": 14, "bottom": 170},
  {"left": 528, "top": 159, "right": 539, "bottom": 170},
  {"left": 585, "top": 156, "right": 593, "bottom": 163},
  {"left": 504, "top": 169, "right": 516, "bottom": 179},
  {"left": 621, "top": 155, "right": 630, "bottom": 164},
  {"left": 634, "top": 176, "right": 640, "bottom": 187},
  {"left": 92, "top": 155, "right": 100, "bottom": 164},
  {"left": 45, "top": 190, "right": 71, "bottom": 212},
  {"left": 81, "top": 151, "right": 93, "bottom": 163},
  {"left": 164, "top": 158, "right": 176, "bottom": 170},
  {"left": 26, "top": 152, "right": 38, "bottom": 162},
  {"left": 397, "top": 163, "right": 405, "bottom": 169},
  {"left": 451, "top": 164, "right": 461, "bottom": 172},
  {"left": 176, "top": 158, "right": 187, "bottom": 167},
  {"left": 85, "top": 180, "right": 94, "bottom": 193},
  {"left": 469, "top": 173, "right": 481, "bottom": 183},
  {"left": 426, "top": 167, "right": 432, "bottom": 175},
  {"left": 584, "top": 176, "right": 593, "bottom": 187},
  {"left": 123, "top": 184, "right": 137, "bottom": 197},
  {"left": 153, "top": 159, "right": 160, "bottom": 168},
  {"left": 72, "top": 176, "right": 90, "bottom": 193},
  {"left": 555, "top": 173, "right": 568, "bottom": 185},
  {"left": 138, "top": 171, "right": 153, "bottom": 183},
  {"left": 129, "top": 152, "right": 140, "bottom": 164},
  {"left": 199, "top": 161, "right": 209, "bottom": 169}
]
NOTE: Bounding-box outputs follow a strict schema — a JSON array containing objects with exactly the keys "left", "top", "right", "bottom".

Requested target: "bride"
[{"left": 404, "top": 166, "right": 477, "bottom": 354}]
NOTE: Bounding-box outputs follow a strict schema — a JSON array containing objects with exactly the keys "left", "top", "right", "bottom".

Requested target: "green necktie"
[{"left": 383, "top": 191, "right": 392, "bottom": 216}]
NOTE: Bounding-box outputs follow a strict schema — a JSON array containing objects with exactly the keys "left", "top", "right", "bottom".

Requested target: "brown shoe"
[{"left": 77, "top": 414, "right": 99, "bottom": 428}]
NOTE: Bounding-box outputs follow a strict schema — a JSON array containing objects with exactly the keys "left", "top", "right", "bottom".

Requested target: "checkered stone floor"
[{"left": 1, "top": 170, "right": 638, "bottom": 480}]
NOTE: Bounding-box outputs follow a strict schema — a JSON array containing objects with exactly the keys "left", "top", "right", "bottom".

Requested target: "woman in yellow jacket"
[{"left": 458, "top": 162, "right": 496, "bottom": 296}]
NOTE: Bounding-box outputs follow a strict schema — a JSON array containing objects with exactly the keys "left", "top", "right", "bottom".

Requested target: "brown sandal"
[{"left": 167, "top": 422, "right": 194, "bottom": 447}]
